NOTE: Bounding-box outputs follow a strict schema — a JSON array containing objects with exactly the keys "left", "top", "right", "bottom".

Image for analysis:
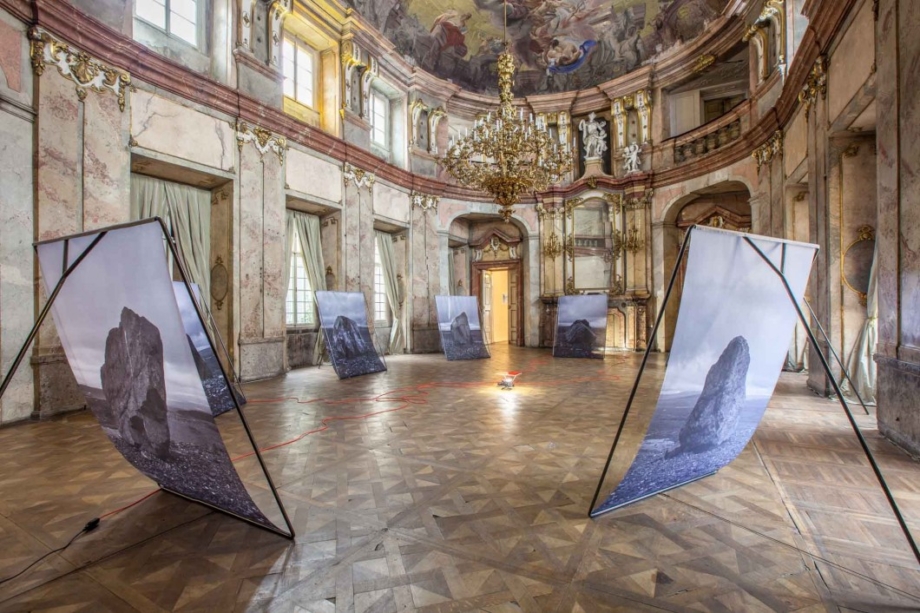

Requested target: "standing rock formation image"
[
  {"left": 333, "top": 315, "right": 368, "bottom": 358},
  {"left": 100, "top": 307, "right": 172, "bottom": 458},
  {"left": 666, "top": 335, "right": 750, "bottom": 458},
  {"left": 450, "top": 312, "right": 472, "bottom": 345}
]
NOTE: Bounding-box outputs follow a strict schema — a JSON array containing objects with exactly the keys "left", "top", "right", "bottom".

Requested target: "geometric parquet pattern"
[{"left": 0, "top": 346, "right": 918, "bottom": 612}]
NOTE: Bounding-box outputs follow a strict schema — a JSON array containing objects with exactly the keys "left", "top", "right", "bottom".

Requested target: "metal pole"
[
  {"left": 159, "top": 218, "right": 296, "bottom": 539},
  {"left": 743, "top": 236, "right": 920, "bottom": 565},
  {"left": 803, "top": 298, "right": 872, "bottom": 415},
  {"left": 588, "top": 225, "right": 694, "bottom": 516}
]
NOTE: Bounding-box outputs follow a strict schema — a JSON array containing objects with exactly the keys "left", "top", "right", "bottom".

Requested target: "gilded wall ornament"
[
  {"left": 753, "top": 130, "right": 784, "bottom": 170},
  {"left": 624, "top": 189, "right": 653, "bottom": 210},
  {"left": 543, "top": 231, "right": 563, "bottom": 261},
  {"left": 693, "top": 54, "right": 716, "bottom": 74},
  {"left": 235, "top": 120, "right": 287, "bottom": 163},
  {"left": 29, "top": 28, "right": 131, "bottom": 112},
  {"left": 799, "top": 56, "right": 828, "bottom": 112},
  {"left": 427, "top": 106, "right": 447, "bottom": 155},
  {"left": 410, "top": 191, "right": 439, "bottom": 211},
  {"left": 344, "top": 163, "right": 376, "bottom": 189}
]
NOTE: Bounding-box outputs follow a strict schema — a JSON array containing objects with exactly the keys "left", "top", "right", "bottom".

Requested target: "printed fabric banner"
[
  {"left": 172, "top": 282, "right": 242, "bottom": 417},
  {"left": 36, "top": 221, "right": 278, "bottom": 531},
  {"left": 315, "top": 291, "right": 387, "bottom": 379},
  {"left": 435, "top": 296, "right": 491, "bottom": 361},
  {"left": 592, "top": 226, "right": 817, "bottom": 516},
  {"left": 553, "top": 295, "right": 608, "bottom": 359}
]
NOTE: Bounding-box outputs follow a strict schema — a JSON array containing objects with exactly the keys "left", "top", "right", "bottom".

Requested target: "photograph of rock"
[
  {"left": 593, "top": 227, "right": 818, "bottom": 515},
  {"left": 36, "top": 221, "right": 278, "bottom": 531},
  {"left": 172, "top": 283, "right": 244, "bottom": 417},
  {"left": 435, "top": 296, "right": 491, "bottom": 361},
  {"left": 553, "top": 294, "right": 608, "bottom": 359},
  {"left": 315, "top": 291, "right": 387, "bottom": 379}
]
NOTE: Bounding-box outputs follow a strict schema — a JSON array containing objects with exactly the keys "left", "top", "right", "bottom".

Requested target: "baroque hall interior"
[{"left": 0, "top": 0, "right": 919, "bottom": 610}]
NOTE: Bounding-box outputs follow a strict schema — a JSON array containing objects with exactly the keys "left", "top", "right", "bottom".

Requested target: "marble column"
[
  {"left": 0, "top": 101, "right": 35, "bottom": 424},
  {"left": 875, "top": 0, "right": 920, "bottom": 454},
  {"left": 408, "top": 199, "right": 440, "bottom": 352},
  {"left": 341, "top": 166, "right": 376, "bottom": 312},
  {"left": 236, "top": 133, "right": 286, "bottom": 381}
]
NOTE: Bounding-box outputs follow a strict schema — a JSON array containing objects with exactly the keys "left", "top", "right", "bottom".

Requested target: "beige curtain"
[
  {"left": 842, "top": 243, "right": 878, "bottom": 404},
  {"left": 287, "top": 210, "right": 327, "bottom": 365},
  {"left": 130, "top": 175, "right": 211, "bottom": 306},
  {"left": 376, "top": 231, "right": 404, "bottom": 353}
]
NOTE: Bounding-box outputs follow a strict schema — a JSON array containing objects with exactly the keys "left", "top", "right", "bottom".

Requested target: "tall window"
[
  {"left": 286, "top": 230, "right": 316, "bottom": 327},
  {"left": 136, "top": 0, "right": 198, "bottom": 46},
  {"left": 374, "top": 242, "right": 389, "bottom": 323},
  {"left": 283, "top": 36, "right": 316, "bottom": 108},
  {"left": 370, "top": 90, "right": 389, "bottom": 149}
]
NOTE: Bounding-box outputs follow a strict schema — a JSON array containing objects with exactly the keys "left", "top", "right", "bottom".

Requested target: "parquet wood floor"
[{"left": 0, "top": 346, "right": 918, "bottom": 612}]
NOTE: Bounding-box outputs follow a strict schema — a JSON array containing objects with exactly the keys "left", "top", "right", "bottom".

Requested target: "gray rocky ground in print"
[
  {"left": 554, "top": 321, "right": 604, "bottom": 359},
  {"left": 666, "top": 335, "right": 750, "bottom": 458},
  {"left": 101, "top": 307, "right": 171, "bottom": 458}
]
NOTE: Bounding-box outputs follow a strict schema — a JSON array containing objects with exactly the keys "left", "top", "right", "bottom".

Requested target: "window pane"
[
  {"left": 170, "top": 13, "right": 197, "bottom": 45},
  {"left": 296, "top": 80, "right": 313, "bottom": 106},
  {"left": 137, "top": 0, "right": 166, "bottom": 27},
  {"left": 170, "top": 0, "right": 197, "bottom": 22}
]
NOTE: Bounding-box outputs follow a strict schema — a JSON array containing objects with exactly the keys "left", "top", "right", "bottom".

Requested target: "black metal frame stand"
[
  {"left": 0, "top": 218, "right": 295, "bottom": 540},
  {"left": 587, "top": 227, "right": 919, "bottom": 567}
]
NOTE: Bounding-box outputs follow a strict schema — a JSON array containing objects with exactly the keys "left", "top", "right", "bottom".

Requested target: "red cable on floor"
[{"left": 94, "top": 363, "right": 626, "bottom": 520}]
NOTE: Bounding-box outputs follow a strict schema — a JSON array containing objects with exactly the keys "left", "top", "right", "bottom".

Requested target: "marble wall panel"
[
  {"left": 238, "top": 145, "right": 265, "bottom": 340},
  {"left": 827, "top": 1, "right": 876, "bottom": 125},
  {"left": 262, "top": 156, "right": 286, "bottom": 339},
  {"left": 131, "top": 90, "right": 235, "bottom": 172},
  {"left": 0, "top": 17, "right": 21, "bottom": 94},
  {"left": 784, "top": 108, "right": 807, "bottom": 178},
  {"left": 0, "top": 109, "right": 35, "bottom": 423},
  {"left": 320, "top": 214, "right": 340, "bottom": 290},
  {"left": 898, "top": 0, "right": 920, "bottom": 353},
  {"left": 341, "top": 183, "right": 362, "bottom": 293},
  {"left": 82, "top": 89, "right": 130, "bottom": 230},
  {"left": 286, "top": 148, "right": 342, "bottom": 204},
  {"left": 372, "top": 182, "right": 410, "bottom": 223},
  {"left": 875, "top": 0, "right": 899, "bottom": 358}
]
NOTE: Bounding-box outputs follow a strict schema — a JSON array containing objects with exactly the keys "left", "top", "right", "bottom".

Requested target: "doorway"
[
  {"left": 483, "top": 269, "right": 510, "bottom": 344},
  {"left": 478, "top": 265, "right": 521, "bottom": 345}
]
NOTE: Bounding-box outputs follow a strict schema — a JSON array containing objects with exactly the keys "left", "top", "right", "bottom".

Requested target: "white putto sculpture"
[
  {"left": 623, "top": 142, "right": 642, "bottom": 174},
  {"left": 579, "top": 112, "right": 608, "bottom": 160}
]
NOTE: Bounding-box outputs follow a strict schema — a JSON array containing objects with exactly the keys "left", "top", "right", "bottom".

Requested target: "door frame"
[{"left": 471, "top": 260, "right": 524, "bottom": 346}]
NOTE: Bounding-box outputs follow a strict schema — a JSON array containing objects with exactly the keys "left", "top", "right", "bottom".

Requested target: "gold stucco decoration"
[
  {"left": 29, "top": 28, "right": 131, "bottom": 112},
  {"left": 235, "top": 120, "right": 287, "bottom": 164}
]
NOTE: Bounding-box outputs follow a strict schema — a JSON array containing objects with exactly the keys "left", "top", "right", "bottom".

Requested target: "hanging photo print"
[
  {"left": 553, "top": 294, "right": 608, "bottom": 359},
  {"left": 435, "top": 295, "right": 491, "bottom": 361},
  {"left": 36, "top": 220, "right": 279, "bottom": 532},
  {"left": 315, "top": 291, "right": 387, "bottom": 379},
  {"left": 592, "top": 227, "right": 817, "bottom": 516}
]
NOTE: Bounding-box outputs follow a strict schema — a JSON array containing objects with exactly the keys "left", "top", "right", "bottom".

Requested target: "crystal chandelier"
[{"left": 439, "top": 3, "right": 573, "bottom": 222}]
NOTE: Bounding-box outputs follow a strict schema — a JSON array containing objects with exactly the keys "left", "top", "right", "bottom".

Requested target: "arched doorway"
[
  {"left": 447, "top": 215, "right": 527, "bottom": 346},
  {"left": 663, "top": 182, "right": 752, "bottom": 349}
]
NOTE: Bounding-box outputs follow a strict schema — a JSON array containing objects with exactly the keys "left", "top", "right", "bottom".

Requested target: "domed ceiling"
[{"left": 344, "top": 0, "right": 730, "bottom": 96}]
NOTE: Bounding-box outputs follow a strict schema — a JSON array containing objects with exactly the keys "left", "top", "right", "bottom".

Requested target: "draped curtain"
[
  {"left": 285, "top": 210, "right": 327, "bottom": 365},
  {"left": 376, "top": 231, "right": 404, "bottom": 353},
  {"left": 130, "top": 175, "right": 211, "bottom": 305},
  {"left": 842, "top": 243, "right": 878, "bottom": 404}
]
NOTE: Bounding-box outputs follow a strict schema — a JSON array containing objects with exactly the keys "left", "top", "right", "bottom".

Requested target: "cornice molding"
[{"left": 4, "top": 0, "right": 862, "bottom": 203}]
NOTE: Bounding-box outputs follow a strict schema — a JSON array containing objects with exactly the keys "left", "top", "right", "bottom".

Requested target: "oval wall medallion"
[{"left": 211, "top": 257, "right": 229, "bottom": 310}]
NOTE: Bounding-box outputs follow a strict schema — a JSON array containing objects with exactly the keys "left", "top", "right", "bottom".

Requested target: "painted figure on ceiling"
[{"left": 425, "top": 10, "right": 473, "bottom": 69}]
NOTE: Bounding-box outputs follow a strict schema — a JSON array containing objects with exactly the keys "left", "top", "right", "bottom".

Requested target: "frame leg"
[
  {"left": 588, "top": 226, "right": 695, "bottom": 516},
  {"left": 743, "top": 236, "right": 920, "bottom": 565}
]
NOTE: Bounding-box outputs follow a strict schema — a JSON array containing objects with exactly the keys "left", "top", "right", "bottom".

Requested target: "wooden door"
[
  {"left": 482, "top": 270, "right": 493, "bottom": 344},
  {"left": 508, "top": 267, "right": 520, "bottom": 345}
]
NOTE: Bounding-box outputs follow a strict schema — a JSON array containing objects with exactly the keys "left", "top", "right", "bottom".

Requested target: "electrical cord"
[{"left": 0, "top": 518, "right": 100, "bottom": 586}]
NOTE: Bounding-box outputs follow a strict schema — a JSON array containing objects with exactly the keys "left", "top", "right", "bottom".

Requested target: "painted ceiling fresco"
[{"left": 344, "top": 0, "right": 729, "bottom": 95}]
